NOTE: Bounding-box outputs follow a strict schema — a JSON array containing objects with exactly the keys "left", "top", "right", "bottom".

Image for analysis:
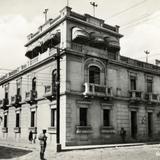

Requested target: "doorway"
[
  {"left": 148, "top": 112, "right": 153, "bottom": 137},
  {"left": 131, "top": 111, "right": 137, "bottom": 139}
]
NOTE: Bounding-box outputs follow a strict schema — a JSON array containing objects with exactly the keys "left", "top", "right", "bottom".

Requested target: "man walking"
[{"left": 38, "top": 129, "right": 47, "bottom": 160}]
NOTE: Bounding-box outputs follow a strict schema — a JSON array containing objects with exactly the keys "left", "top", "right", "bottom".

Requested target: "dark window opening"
[
  {"left": 80, "top": 108, "right": 87, "bottom": 126},
  {"left": 130, "top": 76, "right": 136, "bottom": 90},
  {"left": 31, "top": 111, "right": 35, "bottom": 127},
  {"left": 4, "top": 115, "right": 7, "bottom": 128},
  {"left": 103, "top": 109, "right": 110, "bottom": 126},
  {"left": 89, "top": 66, "right": 100, "bottom": 84},
  {"left": 32, "top": 77, "right": 36, "bottom": 91},
  {"left": 16, "top": 113, "right": 20, "bottom": 128},
  {"left": 5, "top": 92, "right": 8, "bottom": 99},
  {"left": 147, "top": 79, "right": 152, "bottom": 93},
  {"left": 52, "top": 70, "right": 57, "bottom": 92},
  {"left": 51, "top": 108, "right": 56, "bottom": 127},
  {"left": 17, "top": 88, "right": 21, "bottom": 96}
]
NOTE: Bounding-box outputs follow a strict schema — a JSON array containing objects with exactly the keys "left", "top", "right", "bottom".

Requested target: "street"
[{"left": 1, "top": 144, "right": 160, "bottom": 160}]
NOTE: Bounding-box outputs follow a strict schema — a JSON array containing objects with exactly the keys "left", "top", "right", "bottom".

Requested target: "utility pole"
[
  {"left": 144, "top": 50, "right": 150, "bottom": 63},
  {"left": 90, "top": 1, "right": 98, "bottom": 17},
  {"left": 43, "top": 9, "right": 48, "bottom": 23},
  {"left": 55, "top": 47, "right": 62, "bottom": 152}
]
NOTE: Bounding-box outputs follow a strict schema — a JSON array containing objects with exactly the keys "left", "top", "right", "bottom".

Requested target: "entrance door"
[
  {"left": 148, "top": 112, "right": 153, "bottom": 137},
  {"left": 131, "top": 111, "right": 137, "bottom": 139}
]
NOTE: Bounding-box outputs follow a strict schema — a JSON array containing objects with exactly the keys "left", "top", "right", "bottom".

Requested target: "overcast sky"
[{"left": 0, "top": 0, "right": 160, "bottom": 73}]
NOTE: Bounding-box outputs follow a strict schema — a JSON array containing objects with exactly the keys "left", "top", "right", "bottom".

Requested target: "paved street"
[{"left": 1, "top": 144, "right": 160, "bottom": 160}]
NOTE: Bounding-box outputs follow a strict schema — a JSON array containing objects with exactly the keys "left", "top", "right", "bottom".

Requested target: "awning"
[
  {"left": 72, "top": 27, "right": 90, "bottom": 44},
  {"left": 104, "top": 37, "right": 120, "bottom": 52},
  {"left": 49, "top": 31, "right": 61, "bottom": 48},
  {"left": 90, "top": 32, "right": 106, "bottom": 49}
]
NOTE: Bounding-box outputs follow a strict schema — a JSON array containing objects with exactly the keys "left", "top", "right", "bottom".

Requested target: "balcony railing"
[
  {"left": 2, "top": 127, "right": 8, "bottom": 133},
  {"left": 14, "top": 127, "right": 21, "bottom": 133},
  {"left": 83, "top": 82, "right": 113, "bottom": 97},
  {"left": 28, "top": 127, "right": 37, "bottom": 134},
  {"left": 11, "top": 95, "right": 22, "bottom": 106},
  {"left": 44, "top": 85, "right": 56, "bottom": 100},
  {"left": 145, "top": 93, "right": 159, "bottom": 103},
  {"left": 0, "top": 98, "right": 9, "bottom": 110},
  {"left": 25, "top": 90, "right": 37, "bottom": 103},
  {"left": 129, "top": 90, "right": 143, "bottom": 99},
  {"left": 76, "top": 125, "right": 92, "bottom": 134}
]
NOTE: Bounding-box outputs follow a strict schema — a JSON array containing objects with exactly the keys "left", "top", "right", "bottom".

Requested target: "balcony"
[
  {"left": 14, "top": 127, "right": 21, "bottom": 133},
  {"left": 145, "top": 93, "right": 160, "bottom": 104},
  {"left": 25, "top": 90, "right": 37, "bottom": 104},
  {"left": 28, "top": 127, "right": 37, "bottom": 134},
  {"left": 100, "top": 126, "right": 115, "bottom": 134},
  {"left": 76, "top": 125, "right": 93, "bottom": 134},
  {"left": 43, "top": 85, "right": 56, "bottom": 101},
  {"left": 2, "top": 127, "right": 8, "bottom": 133},
  {"left": 83, "top": 82, "right": 113, "bottom": 98},
  {"left": 129, "top": 90, "right": 143, "bottom": 104},
  {"left": 0, "top": 98, "right": 9, "bottom": 110},
  {"left": 11, "top": 95, "right": 22, "bottom": 106}
]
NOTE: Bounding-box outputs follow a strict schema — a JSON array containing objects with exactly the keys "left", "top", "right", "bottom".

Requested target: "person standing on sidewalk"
[{"left": 38, "top": 129, "right": 47, "bottom": 160}]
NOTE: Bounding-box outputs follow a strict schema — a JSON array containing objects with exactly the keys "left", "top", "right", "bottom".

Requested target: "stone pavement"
[{"left": 3, "top": 143, "right": 160, "bottom": 160}]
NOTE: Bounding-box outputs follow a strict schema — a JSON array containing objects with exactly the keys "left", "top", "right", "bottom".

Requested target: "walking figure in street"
[
  {"left": 28, "top": 131, "right": 33, "bottom": 143},
  {"left": 120, "top": 127, "right": 126, "bottom": 143},
  {"left": 38, "top": 129, "right": 47, "bottom": 160}
]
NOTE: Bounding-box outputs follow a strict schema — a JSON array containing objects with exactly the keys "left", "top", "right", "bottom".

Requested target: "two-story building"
[{"left": 0, "top": 6, "right": 160, "bottom": 149}]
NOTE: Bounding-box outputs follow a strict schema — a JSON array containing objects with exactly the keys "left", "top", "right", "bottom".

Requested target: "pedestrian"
[
  {"left": 120, "top": 127, "right": 126, "bottom": 143},
  {"left": 28, "top": 131, "right": 33, "bottom": 143},
  {"left": 38, "top": 129, "right": 47, "bottom": 160}
]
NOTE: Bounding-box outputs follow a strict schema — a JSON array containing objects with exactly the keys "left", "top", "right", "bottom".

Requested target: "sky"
[{"left": 0, "top": 0, "right": 160, "bottom": 73}]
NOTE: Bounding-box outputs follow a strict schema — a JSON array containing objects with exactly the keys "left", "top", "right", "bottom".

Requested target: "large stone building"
[{"left": 0, "top": 6, "right": 160, "bottom": 149}]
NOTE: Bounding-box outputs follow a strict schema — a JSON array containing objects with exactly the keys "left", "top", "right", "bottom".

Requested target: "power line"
[{"left": 108, "top": 0, "right": 148, "bottom": 19}]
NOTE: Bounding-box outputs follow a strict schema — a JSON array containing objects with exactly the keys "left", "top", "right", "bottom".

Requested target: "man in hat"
[{"left": 38, "top": 129, "right": 47, "bottom": 160}]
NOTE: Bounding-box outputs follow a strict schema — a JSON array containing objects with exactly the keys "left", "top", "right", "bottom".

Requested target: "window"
[
  {"left": 51, "top": 108, "right": 56, "bottom": 127},
  {"left": 80, "top": 108, "right": 87, "bottom": 126},
  {"left": 103, "top": 109, "right": 110, "bottom": 126},
  {"left": 4, "top": 115, "right": 7, "bottom": 128},
  {"left": 52, "top": 70, "right": 57, "bottom": 92},
  {"left": 89, "top": 66, "right": 100, "bottom": 84},
  {"left": 32, "top": 77, "right": 36, "bottom": 91},
  {"left": 31, "top": 111, "right": 35, "bottom": 127},
  {"left": 16, "top": 79, "right": 21, "bottom": 96},
  {"left": 147, "top": 79, "right": 152, "bottom": 93},
  {"left": 16, "top": 113, "right": 20, "bottom": 128},
  {"left": 130, "top": 76, "right": 136, "bottom": 90}
]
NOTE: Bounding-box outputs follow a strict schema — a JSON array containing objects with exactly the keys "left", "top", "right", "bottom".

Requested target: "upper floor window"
[
  {"left": 52, "top": 70, "right": 57, "bottom": 92},
  {"left": 16, "top": 79, "right": 21, "bottom": 95},
  {"left": 147, "top": 79, "right": 152, "bottom": 93},
  {"left": 130, "top": 76, "right": 136, "bottom": 90},
  {"left": 89, "top": 66, "right": 100, "bottom": 84},
  {"left": 32, "top": 77, "right": 36, "bottom": 91},
  {"left": 4, "top": 85, "right": 9, "bottom": 99}
]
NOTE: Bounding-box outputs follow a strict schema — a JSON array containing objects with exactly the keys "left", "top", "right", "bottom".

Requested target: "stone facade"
[{"left": 0, "top": 6, "right": 160, "bottom": 149}]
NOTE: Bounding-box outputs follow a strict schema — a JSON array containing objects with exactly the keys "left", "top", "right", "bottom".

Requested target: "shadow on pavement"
[{"left": 0, "top": 146, "right": 32, "bottom": 159}]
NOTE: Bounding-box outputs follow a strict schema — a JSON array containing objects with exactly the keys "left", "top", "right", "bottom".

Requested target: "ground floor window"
[
  {"left": 16, "top": 113, "right": 20, "bottom": 128},
  {"left": 4, "top": 114, "right": 7, "bottom": 128},
  {"left": 80, "top": 108, "right": 87, "bottom": 126},
  {"left": 31, "top": 111, "right": 35, "bottom": 127},
  {"left": 51, "top": 108, "right": 56, "bottom": 127},
  {"left": 103, "top": 109, "right": 110, "bottom": 126}
]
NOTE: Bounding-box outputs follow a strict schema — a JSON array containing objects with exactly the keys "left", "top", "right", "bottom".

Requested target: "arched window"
[
  {"left": 52, "top": 70, "right": 57, "bottom": 92},
  {"left": 32, "top": 77, "right": 36, "bottom": 91},
  {"left": 89, "top": 66, "right": 100, "bottom": 84}
]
